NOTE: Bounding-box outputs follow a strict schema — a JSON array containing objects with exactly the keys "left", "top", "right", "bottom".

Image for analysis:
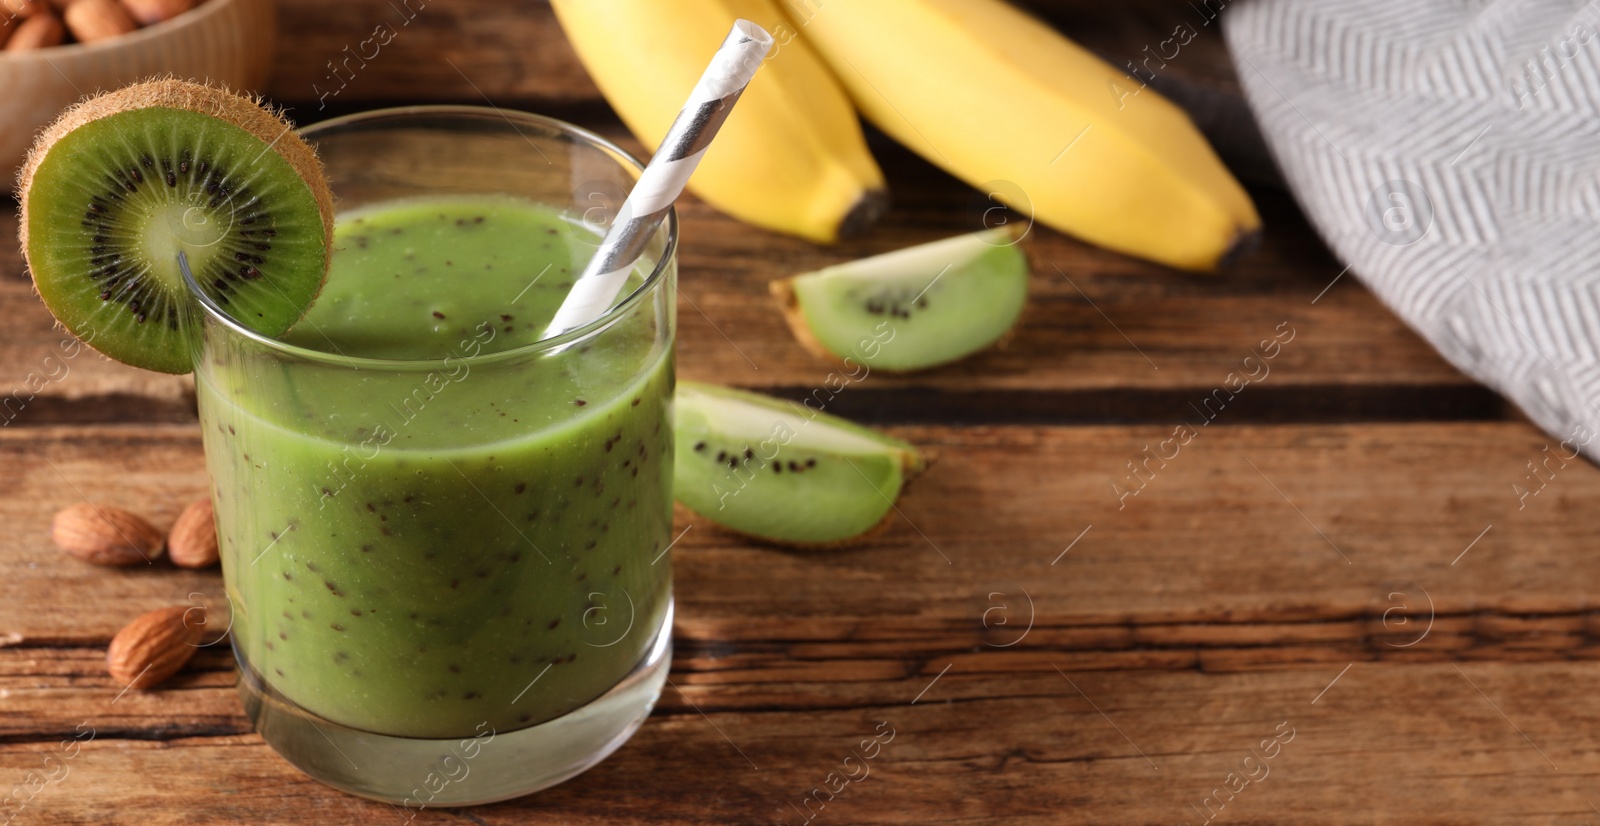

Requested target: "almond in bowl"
[{"left": 0, "top": 0, "right": 276, "bottom": 184}]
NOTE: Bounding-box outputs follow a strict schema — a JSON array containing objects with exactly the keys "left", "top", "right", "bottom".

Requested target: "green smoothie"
[{"left": 195, "top": 195, "right": 674, "bottom": 739}]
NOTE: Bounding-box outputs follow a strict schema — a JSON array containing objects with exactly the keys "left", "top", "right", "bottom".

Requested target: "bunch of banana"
[
  {"left": 788, "top": 0, "right": 1260, "bottom": 271},
  {"left": 553, "top": 0, "right": 1259, "bottom": 270},
  {"left": 549, "top": 0, "right": 888, "bottom": 244}
]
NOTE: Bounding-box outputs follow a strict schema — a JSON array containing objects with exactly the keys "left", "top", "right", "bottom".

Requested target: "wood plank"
[
  {"left": 0, "top": 176, "right": 1479, "bottom": 427},
  {"left": 257, "top": 0, "right": 1345, "bottom": 417},
  {"left": 0, "top": 211, "right": 194, "bottom": 427},
  {"left": 0, "top": 1, "right": 1462, "bottom": 424},
  {"left": 270, "top": 0, "right": 1279, "bottom": 188},
  {"left": 0, "top": 420, "right": 1590, "bottom": 822},
  {"left": 0, "top": 662, "right": 1594, "bottom": 824},
  {"left": 9, "top": 606, "right": 1600, "bottom": 742},
  {"left": 268, "top": 0, "right": 596, "bottom": 109},
  {"left": 665, "top": 180, "right": 1478, "bottom": 416},
  {"left": 265, "top": 0, "right": 1245, "bottom": 110},
  {"left": 0, "top": 420, "right": 1585, "bottom": 646}
]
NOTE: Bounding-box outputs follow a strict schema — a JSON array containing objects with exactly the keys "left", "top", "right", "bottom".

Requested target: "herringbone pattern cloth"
[{"left": 1227, "top": 0, "right": 1600, "bottom": 448}]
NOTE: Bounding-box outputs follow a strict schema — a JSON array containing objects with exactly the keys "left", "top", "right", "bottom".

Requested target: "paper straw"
[{"left": 544, "top": 19, "right": 774, "bottom": 340}]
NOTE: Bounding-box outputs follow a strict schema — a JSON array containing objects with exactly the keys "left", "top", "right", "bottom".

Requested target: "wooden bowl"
[{"left": 0, "top": 0, "right": 277, "bottom": 187}]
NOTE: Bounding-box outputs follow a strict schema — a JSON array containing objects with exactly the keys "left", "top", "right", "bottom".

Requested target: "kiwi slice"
[
  {"left": 771, "top": 226, "right": 1029, "bottom": 373},
  {"left": 674, "top": 381, "right": 926, "bottom": 547},
  {"left": 19, "top": 79, "right": 334, "bottom": 374}
]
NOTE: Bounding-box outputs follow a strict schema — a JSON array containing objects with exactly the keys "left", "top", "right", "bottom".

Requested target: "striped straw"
[{"left": 544, "top": 19, "right": 775, "bottom": 340}]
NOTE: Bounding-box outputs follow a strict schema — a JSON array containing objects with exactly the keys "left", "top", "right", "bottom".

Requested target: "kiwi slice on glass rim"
[{"left": 18, "top": 79, "right": 334, "bottom": 374}]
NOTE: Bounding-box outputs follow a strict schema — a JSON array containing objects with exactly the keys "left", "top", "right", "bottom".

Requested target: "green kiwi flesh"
[
  {"left": 20, "top": 81, "right": 333, "bottom": 374},
  {"left": 772, "top": 226, "right": 1029, "bottom": 372},
  {"left": 674, "top": 381, "right": 924, "bottom": 546}
]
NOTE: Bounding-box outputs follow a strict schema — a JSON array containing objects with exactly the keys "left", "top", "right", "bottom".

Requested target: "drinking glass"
[{"left": 186, "top": 107, "right": 676, "bottom": 807}]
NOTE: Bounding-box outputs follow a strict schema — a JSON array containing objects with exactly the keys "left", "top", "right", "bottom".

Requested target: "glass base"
[{"left": 236, "top": 600, "right": 672, "bottom": 808}]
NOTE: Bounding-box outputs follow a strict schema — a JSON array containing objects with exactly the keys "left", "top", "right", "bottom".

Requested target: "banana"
[
  {"left": 788, "top": 0, "right": 1260, "bottom": 271},
  {"left": 550, "top": 0, "right": 888, "bottom": 244}
]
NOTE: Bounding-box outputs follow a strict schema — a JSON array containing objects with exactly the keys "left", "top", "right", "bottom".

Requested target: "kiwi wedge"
[
  {"left": 771, "top": 226, "right": 1029, "bottom": 373},
  {"left": 674, "top": 381, "right": 925, "bottom": 547},
  {"left": 19, "top": 79, "right": 334, "bottom": 374}
]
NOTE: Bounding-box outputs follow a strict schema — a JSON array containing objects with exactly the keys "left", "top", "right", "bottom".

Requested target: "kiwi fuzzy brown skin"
[
  {"left": 17, "top": 78, "right": 335, "bottom": 371},
  {"left": 681, "top": 502, "right": 898, "bottom": 550},
  {"left": 769, "top": 275, "right": 836, "bottom": 366},
  {"left": 770, "top": 226, "right": 1033, "bottom": 374}
]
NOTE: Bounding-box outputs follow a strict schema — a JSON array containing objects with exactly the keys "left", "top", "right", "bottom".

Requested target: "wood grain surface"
[
  {"left": 0, "top": 0, "right": 1458, "bottom": 425},
  {"left": 4, "top": 420, "right": 1588, "bottom": 643},
  {"left": 1, "top": 419, "right": 1591, "bottom": 823},
  {"left": 0, "top": 1, "right": 1573, "bottom": 824},
  {"left": 0, "top": 180, "right": 1489, "bottom": 428},
  {"left": 264, "top": 0, "right": 1243, "bottom": 108},
  {"left": 2, "top": 662, "right": 1595, "bottom": 825}
]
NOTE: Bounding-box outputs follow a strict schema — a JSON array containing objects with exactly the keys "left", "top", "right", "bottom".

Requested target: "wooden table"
[{"left": 1, "top": 2, "right": 1587, "bottom": 824}]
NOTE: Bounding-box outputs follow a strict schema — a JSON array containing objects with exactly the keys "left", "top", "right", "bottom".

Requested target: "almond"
[
  {"left": 3, "top": 9, "right": 60, "bottom": 50},
  {"left": 167, "top": 497, "right": 219, "bottom": 568},
  {"left": 0, "top": 0, "right": 45, "bottom": 19},
  {"left": 106, "top": 606, "right": 205, "bottom": 689},
  {"left": 117, "top": 0, "right": 193, "bottom": 26},
  {"left": 52, "top": 502, "right": 163, "bottom": 566},
  {"left": 63, "top": 0, "right": 134, "bottom": 43}
]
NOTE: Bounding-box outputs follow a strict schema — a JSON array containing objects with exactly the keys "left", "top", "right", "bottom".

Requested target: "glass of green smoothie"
[{"left": 186, "top": 107, "right": 676, "bottom": 807}]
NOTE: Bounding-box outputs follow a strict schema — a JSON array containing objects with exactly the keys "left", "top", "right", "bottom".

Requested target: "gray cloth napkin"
[{"left": 1226, "top": 0, "right": 1600, "bottom": 455}]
